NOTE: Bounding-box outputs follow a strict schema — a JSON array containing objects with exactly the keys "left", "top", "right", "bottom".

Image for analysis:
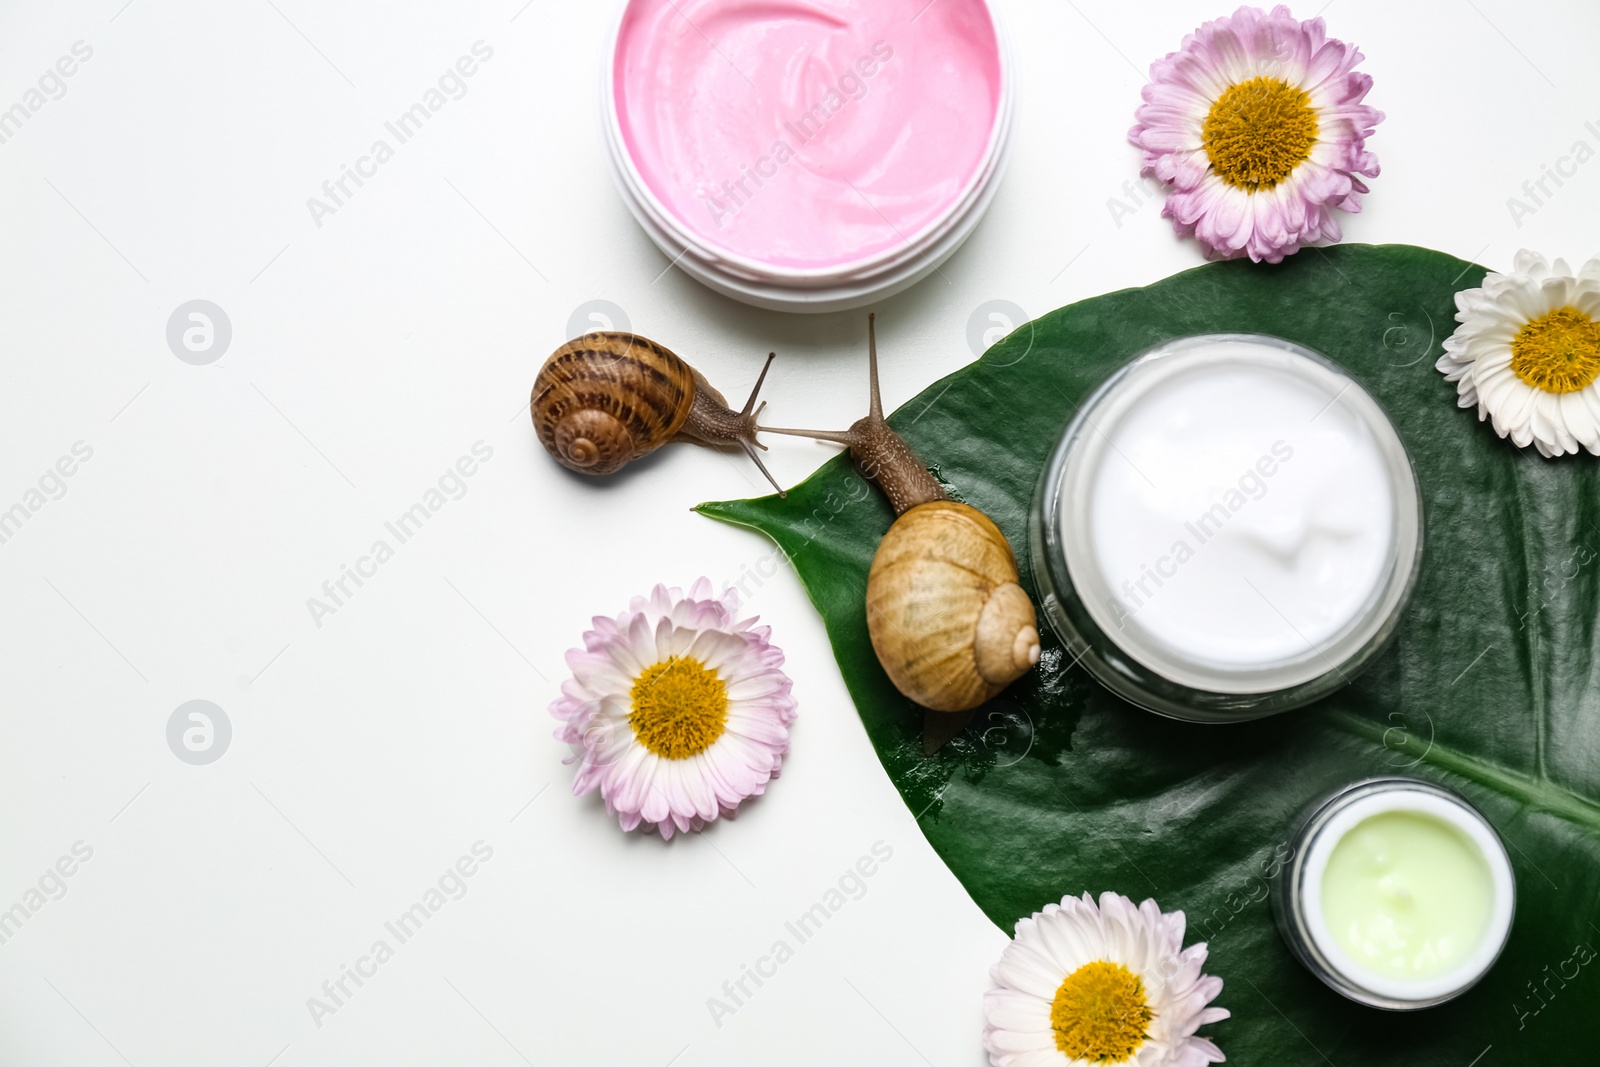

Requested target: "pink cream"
[{"left": 613, "top": 0, "right": 1003, "bottom": 271}]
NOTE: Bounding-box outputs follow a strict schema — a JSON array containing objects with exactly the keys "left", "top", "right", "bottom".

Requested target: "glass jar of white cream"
[{"left": 1030, "top": 334, "right": 1423, "bottom": 722}]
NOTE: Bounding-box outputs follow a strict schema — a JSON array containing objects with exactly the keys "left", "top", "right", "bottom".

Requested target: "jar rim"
[
  {"left": 1273, "top": 777, "right": 1517, "bottom": 1009},
  {"left": 1299, "top": 783, "right": 1516, "bottom": 1002}
]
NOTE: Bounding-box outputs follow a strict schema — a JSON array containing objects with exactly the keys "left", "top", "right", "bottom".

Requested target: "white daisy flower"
[
  {"left": 551, "top": 579, "right": 797, "bottom": 839},
  {"left": 984, "top": 892, "right": 1228, "bottom": 1067},
  {"left": 1438, "top": 250, "right": 1600, "bottom": 458}
]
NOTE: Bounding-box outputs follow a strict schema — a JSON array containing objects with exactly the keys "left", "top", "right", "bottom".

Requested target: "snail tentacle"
[
  {"left": 759, "top": 315, "right": 944, "bottom": 513},
  {"left": 762, "top": 314, "right": 1040, "bottom": 728},
  {"left": 678, "top": 351, "right": 786, "bottom": 497}
]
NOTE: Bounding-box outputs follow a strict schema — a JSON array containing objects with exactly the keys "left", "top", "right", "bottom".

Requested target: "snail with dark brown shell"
[
  {"left": 765, "top": 315, "right": 1040, "bottom": 746},
  {"left": 531, "top": 331, "right": 784, "bottom": 495}
]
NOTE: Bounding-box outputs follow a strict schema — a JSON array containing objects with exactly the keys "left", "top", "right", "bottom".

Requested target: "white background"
[{"left": 1, "top": 0, "right": 1597, "bottom": 1064}]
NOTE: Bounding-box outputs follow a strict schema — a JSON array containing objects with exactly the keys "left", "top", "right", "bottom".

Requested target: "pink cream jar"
[{"left": 604, "top": 0, "right": 1014, "bottom": 312}]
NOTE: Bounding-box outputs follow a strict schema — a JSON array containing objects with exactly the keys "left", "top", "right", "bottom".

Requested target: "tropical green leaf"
[{"left": 697, "top": 244, "right": 1600, "bottom": 1064}]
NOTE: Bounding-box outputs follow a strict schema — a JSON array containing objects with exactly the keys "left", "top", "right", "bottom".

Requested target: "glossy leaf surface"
[{"left": 699, "top": 245, "right": 1600, "bottom": 1064}]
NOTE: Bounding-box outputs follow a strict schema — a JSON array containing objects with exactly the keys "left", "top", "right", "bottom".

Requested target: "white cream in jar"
[{"left": 1031, "top": 335, "right": 1422, "bottom": 720}]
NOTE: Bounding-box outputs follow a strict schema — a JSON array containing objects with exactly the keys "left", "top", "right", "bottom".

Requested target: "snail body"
[
  {"left": 765, "top": 315, "right": 1040, "bottom": 716},
  {"left": 532, "top": 331, "right": 783, "bottom": 494}
]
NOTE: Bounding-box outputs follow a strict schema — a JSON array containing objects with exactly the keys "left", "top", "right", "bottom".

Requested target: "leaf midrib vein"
[
  {"left": 1321, "top": 708, "right": 1600, "bottom": 834},
  {"left": 1512, "top": 461, "right": 1551, "bottom": 781}
]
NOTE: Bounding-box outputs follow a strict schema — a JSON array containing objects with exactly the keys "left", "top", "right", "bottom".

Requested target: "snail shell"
[
  {"left": 764, "top": 314, "right": 1041, "bottom": 717},
  {"left": 865, "top": 501, "right": 1041, "bottom": 713},
  {"left": 532, "top": 333, "right": 699, "bottom": 476},
  {"left": 531, "top": 331, "right": 783, "bottom": 493}
]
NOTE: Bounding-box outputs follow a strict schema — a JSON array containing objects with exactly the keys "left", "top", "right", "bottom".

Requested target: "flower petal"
[
  {"left": 552, "top": 579, "right": 796, "bottom": 838},
  {"left": 985, "top": 891, "right": 1227, "bottom": 1067}
]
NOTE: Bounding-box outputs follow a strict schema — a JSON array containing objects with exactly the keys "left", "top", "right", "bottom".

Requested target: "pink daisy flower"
[
  {"left": 1129, "top": 5, "right": 1384, "bottom": 263},
  {"left": 551, "top": 578, "right": 796, "bottom": 839}
]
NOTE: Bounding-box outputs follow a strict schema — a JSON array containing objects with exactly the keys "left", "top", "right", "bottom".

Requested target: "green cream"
[{"left": 1321, "top": 810, "right": 1494, "bottom": 979}]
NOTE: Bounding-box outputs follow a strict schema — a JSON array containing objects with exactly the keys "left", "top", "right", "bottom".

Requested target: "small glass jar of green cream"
[{"left": 1273, "top": 777, "right": 1516, "bottom": 1009}]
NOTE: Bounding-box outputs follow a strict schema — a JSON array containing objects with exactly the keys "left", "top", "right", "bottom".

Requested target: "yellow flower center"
[
  {"left": 1050, "top": 960, "right": 1153, "bottom": 1063},
  {"left": 628, "top": 655, "right": 728, "bottom": 759},
  {"left": 1510, "top": 306, "right": 1600, "bottom": 394},
  {"left": 1202, "top": 76, "right": 1320, "bottom": 191}
]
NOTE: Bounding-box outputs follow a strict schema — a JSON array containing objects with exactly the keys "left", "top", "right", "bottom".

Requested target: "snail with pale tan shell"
[
  {"left": 531, "top": 331, "right": 785, "bottom": 495},
  {"left": 765, "top": 315, "right": 1041, "bottom": 729},
  {"left": 530, "top": 317, "right": 1040, "bottom": 747}
]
